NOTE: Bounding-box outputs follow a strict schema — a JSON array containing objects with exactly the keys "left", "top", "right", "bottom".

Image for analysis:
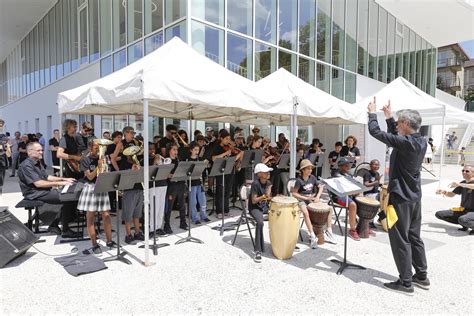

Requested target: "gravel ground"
[{"left": 0, "top": 164, "right": 472, "bottom": 314}]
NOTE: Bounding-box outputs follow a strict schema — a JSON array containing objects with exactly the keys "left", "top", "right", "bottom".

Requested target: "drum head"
[
  {"left": 356, "top": 196, "right": 380, "bottom": 206},
  {"left": 271, "top": 196, "right": 298, "bottom": 204},
  {"left": 308, "top": 202, "right": 331, "bottom": 212}
]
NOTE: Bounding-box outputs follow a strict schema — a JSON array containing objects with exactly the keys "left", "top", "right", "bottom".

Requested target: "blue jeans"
[{"left": 190, "top": 185, "right": 207, "bottom": 222}]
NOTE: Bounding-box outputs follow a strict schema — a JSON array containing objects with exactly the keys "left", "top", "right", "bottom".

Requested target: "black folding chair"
[{"left": 327, "top": 191, "right": 346, "bottom": 235}]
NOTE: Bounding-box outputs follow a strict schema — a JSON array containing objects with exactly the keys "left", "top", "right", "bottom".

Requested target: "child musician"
[
  {"left": 78, "top": 140, "right": 114, "bottom": 255},
  {"left": 292, "top": 159, "right": 335, "bottom": 249},
  {"left": 248, "top": 163, "right": 273, "bottom": 263},
  {"left": 163, "top": 143, "right": 187, "bottom": 234},
  {"left": 187, "top": 143, "right": 210, "bottom": 224}
]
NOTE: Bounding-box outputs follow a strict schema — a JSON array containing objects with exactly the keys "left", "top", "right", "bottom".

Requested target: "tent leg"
[
  {"left": 143, "top": 99, "right": 152, "bottom": 266},
  {"left": 289, "top": 97, "right": 298, "bottom": 179},
  {"left": 438, "top": 106, "right": 447, "bottom": 189}
]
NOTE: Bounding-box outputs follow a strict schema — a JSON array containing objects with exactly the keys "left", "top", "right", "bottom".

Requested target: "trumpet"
[
  {"left": 94, "top": 138, "right": 113, "bottom": 174},
  {"left": 176, "top": 134, "right": 188, "bottom": 147}
]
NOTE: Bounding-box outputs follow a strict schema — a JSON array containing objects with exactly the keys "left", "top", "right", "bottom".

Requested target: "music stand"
[
  {"left": 210, "top": 156, "right": 237, "bottom": 235},
  {"left": 277, "top": 153, "right": 290, "bottom": 170},
  {"left": 240, "top": 150, "right": 255, "bottom": 181},
  {"left": 139, "top": 165, "right": 173, "bottom": 255},
  {"left": 173, "top": 161, "right": 208, "bottom": 245},
  {"left": 321, "top": 175, "right": 370, "bottom": 275},
  {"left": 94, "top": 171, "right": 131, "bottom": 265}
]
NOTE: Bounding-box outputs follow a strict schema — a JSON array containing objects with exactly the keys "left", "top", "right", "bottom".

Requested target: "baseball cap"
[
  {"left": 254, "top": 163, "right": 273, "bottom": 174},
  {"left": 205, "top": 127, "right": 214, "bottom": 132},
  {"left": 338, "top": 157, "right": 351, "bottom": 167},
  {"left": 269, "top": 141, "right": 278, "bottom": 148}
]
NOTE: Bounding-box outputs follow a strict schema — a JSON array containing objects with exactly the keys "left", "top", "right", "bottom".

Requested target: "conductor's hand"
[
  {"left": 449, "top": 182, "right": 460, "bottom": 188},
  {"left": 382, "top": 100, "right": 392, "bottom": 119},
  {"left": 368, "top": 96, "right": 376, "bottom": 114}
]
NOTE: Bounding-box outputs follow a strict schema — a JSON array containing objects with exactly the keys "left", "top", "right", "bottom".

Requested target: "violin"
[{"left": 223, "top": 145, "right": 242, "bottom": 156}]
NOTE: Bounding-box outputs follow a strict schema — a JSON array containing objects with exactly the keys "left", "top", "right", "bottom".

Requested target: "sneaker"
[
  {"left": 310, "top": 236, "right": 318, "bottom": 249},
  {"left": 164, "top": 226, "right": 173, "bottom": 235},
  {"left": 134, "top": 231, "right": 145, "bottom": 241},
  {"left": 369, "top": 228, "right": 377, "bottom": 237},
  {"left": 47, "top": 226, "right": 62, "bottom": 235},
  {"left": 106, "top": 241, "right": 117, "bottom": 248},
  {"left": 124, "top": 234, "right": 136, "bottom": 244},
  {"left": 194, "top": 220, "right": 201, "bottom": 225},
  {"left": 254, "top": 251, "right": 262, "bottom": 263},
  {"left": 82, "top": 245, "right": 102, "bottom": 255},
  {"left": 179, "top": 223, "right": 189, "bottom": 230},
  {"left": 156, "top": 229, "right": 168, "bottom": 237},
  {"left": 458, "top": 226, "right": 468, "bottom": 231},
  {"left": 383, "top": 280, "right": 414, "bottom": 296},
  {"left": 202, "top": 218, "right": 211, "bottom": 223},
  {"left": 349, "top": 229, "right": 360, "bottom": 241},
  {"left": 324, "top": 230, "right": 337, "bottom": 244},
  {"left": 412, "top": 274, "right": 430, "bottom": 290}
]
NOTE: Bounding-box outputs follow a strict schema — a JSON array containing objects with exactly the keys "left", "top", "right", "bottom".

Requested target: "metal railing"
[
  {"left": 437, "top": 56, "right": 463, "bottom": 68},
  {"left": 437, "top": 76, "right": 461, "bottom": 90}
]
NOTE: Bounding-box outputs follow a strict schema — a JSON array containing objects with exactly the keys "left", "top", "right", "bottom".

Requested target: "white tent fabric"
[
  {"left": 354, "top": 76, "right": 474, "bottom": 125},
  {"left": 255, "top": 68, "right": 367, "bottom": 125}
]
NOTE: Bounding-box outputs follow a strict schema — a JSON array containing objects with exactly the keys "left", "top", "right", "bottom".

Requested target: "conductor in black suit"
[{"left": 368, "top": 97, "right": 429, "bottom": 295}]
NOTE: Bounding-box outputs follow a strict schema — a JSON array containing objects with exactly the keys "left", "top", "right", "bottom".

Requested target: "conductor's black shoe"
[
  {"left": 254, "top": 251, "right": 262, "bottom": 263},
  {"left": 156, "top": 229, "right": 168, "bottom": 237},
  {"left": 412, "top": 274, "right": 430, "bottom": 290},
  {"left": 124, "top": 235, "right": 136, "bottom": 244},
  {"left": 164, "top": 226, "right": 173, "bottom": 235},
  {"left": 458, "top": 226, "right": 468, "bottom": 231},
  {"left": 179, "top": 223, "right": 189, "bottom": 230},
  {"left": 47, "top": 226, "right": 62, "bottom": 235},
  {"left": 106, "top": 241, "right": 117, "bottom": 248},
  {"left": 383, "top": 280, "right": 414, "bottom": 296},
  {"left": 62, "top": 230, "right": 82, "bottom": 238}
]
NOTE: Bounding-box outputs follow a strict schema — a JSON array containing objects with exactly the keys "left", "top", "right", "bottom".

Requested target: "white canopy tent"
[
  {"left": 255, "top": 68, "right": 367, "bottom": 177},
  {"left": 57, "top": 38, "right": 365, "bottom": 265},
  {"left": 354, "top": 76, "right": 474, "bottom": 185}
]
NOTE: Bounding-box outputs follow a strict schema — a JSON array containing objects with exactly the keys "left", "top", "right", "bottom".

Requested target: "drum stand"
[{"left": 330, "top": 196, "right": 366, "bottom": 275}]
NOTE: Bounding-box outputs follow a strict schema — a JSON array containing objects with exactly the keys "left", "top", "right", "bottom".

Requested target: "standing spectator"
[
  {"left": 447, "top": 131, "right": 457, "bottom": 150},
  {"left": 49, "top": 129, "right": 61, "bottom": 176},
  {"left": 459, "top": 147, "right": 466, "bottom": 166},
  {"left": 17, "top": 135, "right": 30, "bottom": 165},
  {"left": 9, "top": 131, "right": 20, "bottom": 177}
]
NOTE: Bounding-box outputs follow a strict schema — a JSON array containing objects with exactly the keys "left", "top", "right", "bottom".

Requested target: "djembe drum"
[
  {"left": 268, "top": 196, "right": 300, "bottom": 260},
  {"left": 307, "top": 202, "right": 331, "bottom": 245},
  {"left": 355, "top": 196, "right": 380, "bottom": 238}
]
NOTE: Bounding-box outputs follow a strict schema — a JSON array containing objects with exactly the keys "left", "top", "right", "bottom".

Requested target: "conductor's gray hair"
[{"left": 396, "top": 109, "right": 422, "bottom": 131}]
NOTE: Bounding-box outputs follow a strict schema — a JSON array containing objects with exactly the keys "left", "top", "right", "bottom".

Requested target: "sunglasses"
[{"left": 462, "top": 170, "right": 471, "bottom": 173}]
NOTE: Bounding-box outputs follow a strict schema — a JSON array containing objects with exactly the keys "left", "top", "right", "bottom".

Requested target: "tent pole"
[
  {"left": 59, "top": 113, "right": 63, "bottom": 177},
  {"left": 438, "top": 105, "right": 447, "bottom": 189},
  {"left": 143, "top": 99, "right": 151, "bottom": 266},
  {"left": 290, "top": 97, "right": 298, "bottom": 179}
]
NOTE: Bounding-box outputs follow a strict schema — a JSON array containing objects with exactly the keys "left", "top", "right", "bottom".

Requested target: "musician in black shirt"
[
  {"left": 57, "top": 119, "right": 85, "bottom": 179},
  {"left": 159, "top": 124, "right": 178, "bottom": 157},
  {"left": 328, "top": 141, "right": 343, "bottom": 177}
]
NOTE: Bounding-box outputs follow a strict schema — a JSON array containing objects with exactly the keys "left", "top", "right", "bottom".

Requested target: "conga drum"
[
  {"left": 268, "top": 196, "right": 300, "bottom": 259},
  {"left": 307, "top": 203, "right": 331, "bottom": 245},
  {"left": 355, "top": 196, "right": 380, "bottom": 238}
]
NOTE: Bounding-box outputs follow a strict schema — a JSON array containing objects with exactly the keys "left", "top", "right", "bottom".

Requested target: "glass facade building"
[{"left": 0, "top": 0, "right": 437, "bottom": 138}]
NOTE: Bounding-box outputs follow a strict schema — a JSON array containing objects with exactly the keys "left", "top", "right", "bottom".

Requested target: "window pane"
[
  {"left": 316, "top": 0, "right": 331, "bottom": 63},
  {"left": 55, "top": 3, "right": 63, "bottom": 79},
  {"left": 416, "top": 34, "right": 422, "bottom": 87},
  {"left": 70, "top": 0, "right": 79, "bottom": 71},
  {"left": 344, "top": 71, "right": 356, "bottom": 103},
  {"left": 192, "top": 21, "right": 224, "bottom": 65},
  {"left": 316, "top": 62, "right": 330, "bottom": 93},
  {"left": 255, "top": 42, "right": 276, "bottom": 80},
  {"left": 114, "top": 115, "right": 128, "bottom": 132},
  {"left": 193, "top": 0, "right": 224, "bottom": 26},
  {"left": 129, "top": 115, "right": 144, "bottom": 135},
  {"left": 44, "top": 15, "right": 51, "bottom": 85},
  {"left": 357, "top": 0, "right": 368, "bottom": 75},
  {"left": 113, "top": 0, "right": 126, "bottom": 49},
  {"left": 377, "top": 6, "right": 387, "bottom": 83},
  {"left": 255, "top": 0, "right": 277, "bottom": 44},
  {"left": 279, "top": 49, "right": 297, "bottom": 75},
  {"left": 227, "top": 32, "right": 252, "bottom": 79},
  {"left": 34, "top": 25, "right": 39, "bottom": 89},
  {"left": 345, "top": 0, "right": 357, "bottom": 72},
  {"left": 368, "top": 0, "right": 378, "bottom": 79},
  {"left": 387, "top": 14, "right": 395, "bottom": 83},
  {"left": 113, "top": 49, "right": 126, "bottom": 71},
  {"left": 144, "top": 32, "right": 164, "bottom": 55},
  {"left": 21, "top": 39, "right": 26, "bottom": 95},
  {"left": 331, "top": 68, "right": 343, "bottom": 99},
  {"left": 279, "top": 0, "right": 297, "bottom": 50},
  {"left": 79, "top": 7, "right": 88, "bottom": 64},
  {"left": 100, "top": 55, "right": 113, "bottom": 76},
  {"left": 409, "top": 29, "right": 416, "bottom": 83},
  {"left": 101, "top": 115, "right": 113, "bottom": 135},
  {"left": 165, "top": 0, "right": 186, "bottom": 25},
  {"left": 144, "top": 0, "right": 163, "bottom": 34},
  {"left": 298, "top": 0, "right": 316, "bottom": 58},
  {"left": 39, "top": 20, "right": 44, "bottom": 88},
  {"left": 332, "top": 0, "right": 345, "bottom": 67},
  {"left": 89, "top": 0, "right": 99, "bottom": 61},
  {"left": 165, "top": 21, "right": 187, "bottom": 41},
  {"left": 402, "top": 24, "right": 409, "bottom": 79},
  {"left": 100, "top": 0, "right": 112, "bottom": 56},
  {"left": 128, "top": 41, "right": 143, "bottom": 64},
  {"left": 49, "top": 9, "right": 57, "bottom": 81},
  {"left": 298, "top": 56, "right": 315, "bottom": 85},
  {"left": 227, "top": 0, "right": 252, "bottom": 36},
  {"left": 128, "top": 0, "right": 143, "bottom": 43}
]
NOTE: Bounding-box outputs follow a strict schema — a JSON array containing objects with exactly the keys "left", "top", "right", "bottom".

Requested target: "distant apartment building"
[
  {"left": 437, "top": 43, "right": 470, "bottom": 99},
  {"left": 464, "top": 59, "right": 474, "bottom": 112}
]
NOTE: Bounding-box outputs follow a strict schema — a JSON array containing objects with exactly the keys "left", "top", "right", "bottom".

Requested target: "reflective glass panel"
[
  {"left": 279, "top": 0, "right": 297, "bottom": 50},
  {"left": 113, "top": 0, "right": 126, "bottom": 49},
  {"left": 332, "top": 0, "right": 345, "bottom": 67},
  {"left": 298, "top": 0, "right": 316, "bottom": 58},
  {"left": 227, "top": 0, "right": 252, "bottom": 36},
  {"left": 128, "top": 41, "right": 143, "bottom": 64},
  {"left": 100, "top": 55, "right": 113, "bottom": 76},
  {"left": 89, "top": 0, "right": 99, "bottom": 61},
  {"left": 255, "top": 42, "right": 276, "bottom": 80},
  {"left": 377, "top": 7, "right": 387, "bottom": 83},
  {"left": 165, "top": 21, "right": 187, "bottom": 41},
  {"left": 255, "top": 0, "right": 277, "bottom": 44},
  {"left": 367, "top": 0, "right": 378, "bottom": 79},
  {"left": 165, "top": 0, "right": 186, "bottom": 25},
  {"left": 128, "top": 0, "right": 143, "bottom": 43},
  {"left": 144, "top": 0, "right": 164, "bottom": 34},
  {"left": 316, "top": 0, "right": 331, "bottom": 63},
  {"left": 193, "top": 0, "right": 224, "bottom": 26},
  {"left": 279, "top": 49, "right": 297, "bottom": 75},
  {"left": 316, "top": 62, "right": 330, "bottom": 93},
  {"left": 357, "top": 0, "right": 368, "bottom": 75},
  {"left": 345, "top": 0, "right": 357, "bottom": 72},
  {"left": 192, "top": 21, "right": 224, "bottom": 65},
  {"left": 100, "top": 0, "right": 112, "bottom": 56},
  {"left": 145, "top": 32, "right": 164, "bottom": 55},
  {"left": 113, "top": 49, "right": 126, "bottom": 71},
  {"left": 298, "top": 56, "right": 315, "bottom": 85},
  {"left": 227, "top": 32, "right": 253, "bottom": 79}
]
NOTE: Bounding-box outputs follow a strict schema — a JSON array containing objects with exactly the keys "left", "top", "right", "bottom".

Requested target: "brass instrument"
[
  {"left": 94, "top": 138, "right": 113, "bottom": 174},
  {"left": 123, "top": 145, "right": 142, "bottom": 166},
  {"left": 177, "top": 134, "right": 188, "bottom": 147},
  {"left": 159, "top": 156, "right": 172, "bottom": 165}
]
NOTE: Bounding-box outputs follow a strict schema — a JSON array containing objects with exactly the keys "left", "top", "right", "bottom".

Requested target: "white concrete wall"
[{"left": 0, "top": 62, "right": 100, "bottom": 164}]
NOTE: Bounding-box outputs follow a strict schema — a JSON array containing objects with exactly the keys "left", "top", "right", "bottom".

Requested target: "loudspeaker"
[{"left": 0, "top": 207, "right": 38, "bottom": 268}]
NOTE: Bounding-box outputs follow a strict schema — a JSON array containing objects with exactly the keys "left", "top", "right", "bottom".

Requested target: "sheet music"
[
  {"left": 61, "top": 185, "right": 70, "bottom": 194},
  {"left": 324, "top": 177, "right": 361, "bottom": 193}
]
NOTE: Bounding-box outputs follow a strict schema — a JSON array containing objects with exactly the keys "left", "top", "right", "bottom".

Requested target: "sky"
[{"left": 459, "top": 40, "right": 474, "bottom": 59}]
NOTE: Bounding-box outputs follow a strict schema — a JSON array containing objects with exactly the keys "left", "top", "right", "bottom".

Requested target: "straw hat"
[{"left": 299, "top": 159, "right": 315, "bottom": 171}]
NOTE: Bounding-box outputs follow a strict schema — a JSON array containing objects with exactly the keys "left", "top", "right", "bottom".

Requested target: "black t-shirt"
[
  {"left": 49, "top": 138, "right": 59, "bottom": 161},
  {"left": 18, "top": 141, "right": 28, "bottom": 163},
  {"left": 453, "top": 180, "right": 474, "bottom": 212},
  {"left": 80, "top": 156, "right": 99, "bottom": 183},
  {"left": 18, "top": 157, "right": 50, "bottom": 199},
  {"left": 59, "top": 134, "right": 86, "bottom": 155},
  {"left": 341, "top": 146, "right": 360, "bottom": 168},
  {"left": 159, "top": 137, "right": 174, "bottom": 154},
  {"left": 363, "top": 170, "right": 380, "bottom": 194},
  {"left": 294, "top": 175, "right": 319, "bottom": 197},
  {"left": 328, "top": 150, "right": 340, "bottom": 169},
  {"left": 248, "top": 179, "right": 272, "bottom": 211},
  {"left": 118, "top": 139, "right": 141, "bottom": 171},
  {"left": 212, "top": 144, "right": 227, "bottom": 158}
]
